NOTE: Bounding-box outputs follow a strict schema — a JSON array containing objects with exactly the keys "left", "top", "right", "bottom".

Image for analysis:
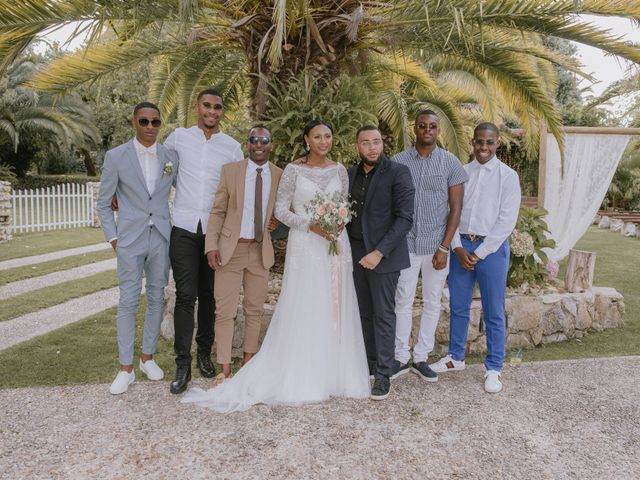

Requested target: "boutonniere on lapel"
[{"left": 162, "top": 161, "right": 174, "bottom": 176}]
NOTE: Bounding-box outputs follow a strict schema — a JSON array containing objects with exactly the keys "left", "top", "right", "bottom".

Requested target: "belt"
[
  {"left": 238, "top": 238, "right": 258, "bottom": 243},
  {"left": 461, "top": 234, "right": 485, "bottom": 242}
]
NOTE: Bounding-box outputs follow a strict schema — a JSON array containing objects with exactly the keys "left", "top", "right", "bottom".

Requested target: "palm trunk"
[{"left": 80, "top": 149, "right": 97, "bottom": 177}]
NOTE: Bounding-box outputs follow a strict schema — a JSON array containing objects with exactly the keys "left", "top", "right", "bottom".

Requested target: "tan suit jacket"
[{"left": 205, "top": 159, "right": 283, "bottom": 269}]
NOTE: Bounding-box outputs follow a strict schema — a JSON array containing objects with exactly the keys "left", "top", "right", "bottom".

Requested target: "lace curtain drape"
[{"left": 543, "top": 133, "right": 632, "bottom": 261}]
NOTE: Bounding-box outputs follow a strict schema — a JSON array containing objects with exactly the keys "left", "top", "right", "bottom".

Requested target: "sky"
[
  {"left": 573, "top": 16, "right": 640, "bottom": 97},
  {"left": 42, "top": 15, "right": 640, "bottom": 104}
]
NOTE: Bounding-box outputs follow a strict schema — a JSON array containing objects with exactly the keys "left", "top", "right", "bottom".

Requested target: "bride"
[{"left": 182, "top": 120, "right": 370, "bottom": 412}]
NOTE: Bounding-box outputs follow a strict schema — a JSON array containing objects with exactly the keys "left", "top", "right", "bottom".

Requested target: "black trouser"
[
  {"left": 350, "top": 238, "right": 400, "bottom": 379},
  {"left": 170, "top": 223, "right": 215, "bottom": 367}
]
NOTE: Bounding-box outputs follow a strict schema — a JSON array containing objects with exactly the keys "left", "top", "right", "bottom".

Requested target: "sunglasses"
[
  {"left": 138, "top": 118, "right": 162, "bottom": 128},
  {"left": 472, "top": 139, "right": 496, "bottom": 146},
  {"left": 248, "top": 136, "right": 271, "bottom": 145}
]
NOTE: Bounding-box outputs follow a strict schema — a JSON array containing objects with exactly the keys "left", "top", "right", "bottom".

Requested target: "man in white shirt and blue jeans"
[
  {"left": 165, "top": 89, "right": 244, "bottom": 394},
  {"left": 431, "top": 122, "right": 521, "bottom": 393}
]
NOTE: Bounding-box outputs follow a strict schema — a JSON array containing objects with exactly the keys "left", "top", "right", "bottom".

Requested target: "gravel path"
[
  {"left": 1, "top": 356, "right": 638, "bottom": 479},
  {"left": 0, "top": 287, "right": 121, "bottom": 351},
  {"left": 0, "top": 259, "right": 117, "bottom": 300},
  {"left": 0, "top": 243, "right": 109, "bottom": 271}
]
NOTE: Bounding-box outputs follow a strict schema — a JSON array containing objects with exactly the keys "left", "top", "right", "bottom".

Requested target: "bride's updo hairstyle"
[{"left": 301, "top": 119, "right": 333, "bottom": 161}]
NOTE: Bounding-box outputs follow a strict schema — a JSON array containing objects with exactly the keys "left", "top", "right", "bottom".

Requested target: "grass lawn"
[
  {"left": 0, "top": 228, "right": 105, "bottom": 261},
  {"left": 473, "top": 226, "right": 639, "bottom": 364},
  {"left": 0, "top": 248, "right": 115, "bottom": 286},
  {"left": 0, "top": 270, "right": 118, "bottom": 322},
  {"left": 0, "top": 299, "right": 238, "bottom": 389}
]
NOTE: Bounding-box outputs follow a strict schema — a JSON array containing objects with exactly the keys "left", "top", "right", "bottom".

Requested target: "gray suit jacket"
[{"left": 97, "top": 139, "right": 179, "bottom": 248}]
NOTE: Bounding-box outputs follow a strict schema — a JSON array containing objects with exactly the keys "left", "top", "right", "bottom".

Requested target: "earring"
[{"left": 305, "top": 142, "right": 310, "bottom": 151}]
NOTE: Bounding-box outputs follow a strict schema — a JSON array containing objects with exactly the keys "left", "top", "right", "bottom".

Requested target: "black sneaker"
[
  {"left": 411, "top": 361, "right": 439, "bottom": 382},
  {"left": 390, "top": 360, "right": 411, "bottom": 380},
  {"left": 370, "top": 377, "right": 391, "bottom": 400}
]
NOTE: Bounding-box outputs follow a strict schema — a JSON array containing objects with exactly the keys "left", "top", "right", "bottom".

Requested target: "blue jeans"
[{"left": 448, "top": 238, "right": 509, "bottom": 371}]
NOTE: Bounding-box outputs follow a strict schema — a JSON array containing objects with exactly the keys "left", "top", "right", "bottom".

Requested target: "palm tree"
[
  {"left": 0, "top": 52, "right": 100, "bottom": 176},
  {"left": 606, "top": 167, "right": 640, "bottom": 210},
  {"left": 2, "top": 1, "right": 639, "bottom": 160}
]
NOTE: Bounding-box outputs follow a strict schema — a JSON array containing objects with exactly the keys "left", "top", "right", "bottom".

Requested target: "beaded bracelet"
[{"left": 437, "top": 244, "right": 450, "bottom": 254}]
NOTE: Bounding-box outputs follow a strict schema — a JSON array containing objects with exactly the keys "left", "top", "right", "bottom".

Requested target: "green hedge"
[{"left": 11, "top": 174, "right": 100, "bottom": 191}]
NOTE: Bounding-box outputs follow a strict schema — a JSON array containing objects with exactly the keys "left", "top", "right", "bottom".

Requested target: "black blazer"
[{"left": 347, "top": 156, "right": 415, "bottom": 274}]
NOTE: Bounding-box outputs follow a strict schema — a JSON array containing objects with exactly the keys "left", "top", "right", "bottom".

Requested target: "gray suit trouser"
[{"left": 116, "top": 225, "right": 169, "bottom": 365}]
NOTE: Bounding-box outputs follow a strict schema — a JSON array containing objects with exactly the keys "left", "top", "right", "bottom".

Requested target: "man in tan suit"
[{"left": 205, "top": 126, "right": 283, "bottom": 379}]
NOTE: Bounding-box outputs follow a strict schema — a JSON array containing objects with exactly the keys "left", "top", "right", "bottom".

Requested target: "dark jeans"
[
  {"left": 350, "top": 238, "right": 400, "bottom": 379},
  {"left": 170, "top": 224, "right": 215, "bottom": 367}
]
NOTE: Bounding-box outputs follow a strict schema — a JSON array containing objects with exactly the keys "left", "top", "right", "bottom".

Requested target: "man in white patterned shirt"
[
  {"left": 392, "top": 110, "right": 467, "bottom": 382},
  {"left": 165, "top": 89, "right": 244, "bottom": 394},
  {"left": 431, "top": 122, "right": 521, "bottom": 394}
]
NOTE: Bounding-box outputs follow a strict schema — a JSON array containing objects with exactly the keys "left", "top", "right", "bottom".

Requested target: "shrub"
[
  {"left": 264, "top": 72, "right": 377, "bottom": 166},
  {"left": 12, "top": 174, "right": 99, "bottom": 191},
  {"left": 507, "top": 206, "right": 556, "bottom": 288},
  {"left": 0, "top": 163, "right": 17, "bottom": 184}
]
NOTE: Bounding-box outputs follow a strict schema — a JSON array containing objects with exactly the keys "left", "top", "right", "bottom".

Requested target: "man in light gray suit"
[{"left": 98, "top": 102, "right": 179, "bottom": 394}]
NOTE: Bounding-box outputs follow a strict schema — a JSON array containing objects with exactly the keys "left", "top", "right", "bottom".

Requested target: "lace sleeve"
[
  {"left": 274, "top": 164, "right": 311, "bottom": 231},
  {"left": 337, "top": 163, "right": 349, "bottom": 195}
]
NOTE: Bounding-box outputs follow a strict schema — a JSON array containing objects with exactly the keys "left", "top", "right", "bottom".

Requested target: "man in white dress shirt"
[
  {"left": 165, "top": 89, "right": 244, "bottom": 394},
  {"left": 431, "top": 122, "right": 521, "bottom": 393},
  {"left": 97, "top": 102, "right": 178, "bottom": 394}
]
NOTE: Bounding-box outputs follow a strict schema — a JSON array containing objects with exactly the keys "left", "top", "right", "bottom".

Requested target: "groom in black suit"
[{"left": 348, "top": 125, "right": 415, "bottom": 400}]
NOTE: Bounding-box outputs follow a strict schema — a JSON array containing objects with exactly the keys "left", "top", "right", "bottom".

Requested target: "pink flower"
[
  {"left": 545, "top": 259, "right": 559, "bottom": 279},
  {"left": 316, "top": 205, "right": 326, "bottom": 216},
  {"left": 338, "top": 207, "right": 349, "bottom": 220}
]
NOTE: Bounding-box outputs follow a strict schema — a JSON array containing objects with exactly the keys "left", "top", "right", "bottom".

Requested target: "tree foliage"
[
  {"left": 605, "top": 166, "right": 640, "bottom": 210},
  {"left": 264, "top": 73, "right": 377, "bottom": 165},
  {"left": 0, "top": 48, "right": 100, "bottom": 177},
  {"left": 1, "top": 1, "right": 640, "bottom": 162},
  {"left": 77, "top": 60, "right": 151, "bottom": 160}
]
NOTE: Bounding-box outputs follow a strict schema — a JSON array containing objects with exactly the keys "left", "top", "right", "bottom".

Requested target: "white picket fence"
[{"left": 12, "top": 183, "right": 96, "bottom": 232}]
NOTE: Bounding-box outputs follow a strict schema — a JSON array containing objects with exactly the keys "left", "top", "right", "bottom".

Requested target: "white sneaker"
[
  {"left": 484, "top": 370, "right": 503, "bottom": 393},
  {"left": 110, "top": 370, "right": 135, "bottom": 395},
  {"left": 430, "top": 355, "right": 466, "bottom": 373},
  {"left": 139, "top": 359, "right": 164, "bottom": 381}
]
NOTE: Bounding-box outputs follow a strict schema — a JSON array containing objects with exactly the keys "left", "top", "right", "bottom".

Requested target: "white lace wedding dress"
[{"left": 181, "top": 163, "right": 370, "bottom": 413}]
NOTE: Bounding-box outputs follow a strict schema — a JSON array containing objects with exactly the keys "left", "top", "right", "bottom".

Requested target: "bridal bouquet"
[{"left": 305, "top": 191, "right": 355, "bottom": 255}]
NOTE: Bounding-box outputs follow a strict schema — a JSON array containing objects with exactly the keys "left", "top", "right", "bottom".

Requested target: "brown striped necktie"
[{"left": 254, "top": 167, "right": 263, "bottom": 242}]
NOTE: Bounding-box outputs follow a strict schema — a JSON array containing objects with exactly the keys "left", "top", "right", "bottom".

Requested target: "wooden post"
[
  {"left": 564, "top": 249, "right": 596, "bottom": 293},
  {"left": 537, "top": 120, "right": 547, "bottom": 208}
]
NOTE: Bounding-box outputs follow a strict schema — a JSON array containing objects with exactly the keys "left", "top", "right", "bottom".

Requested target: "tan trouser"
[{"left": 214, "top": 242, "right": 269, "bottom": 364}]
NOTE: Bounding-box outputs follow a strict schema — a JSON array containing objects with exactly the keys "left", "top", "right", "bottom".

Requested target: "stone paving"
[
  {"left": 0, "top": 286, "right": 121, "bottom": 351},
  {"left": 0, "top": 242, "right": 109, "bottom": 271},
  {"left": 0, "top": 356, "right": 638, "bottom": 479},
  {"left": 0, "top": 258, "right": 117, "bottom": 300}
]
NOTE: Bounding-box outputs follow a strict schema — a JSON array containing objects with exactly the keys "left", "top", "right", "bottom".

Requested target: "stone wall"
[
  {"left": 86, "top": 182, "right": 101, "bottom": 228},
  {"left": 595, "top": 214, "right": 640, "bottom": 240},
  {"left": 160, "top": 275, "right": 277, "bottom": 359},
  {"left": 431, "top": 287, "right": 624, "bottom": 356},
  {"left": 160, "top": 271, "right": 624, "bottom": 359},
  {"left": 0, "top": 181, "right": 12, "bottom": 243}
]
